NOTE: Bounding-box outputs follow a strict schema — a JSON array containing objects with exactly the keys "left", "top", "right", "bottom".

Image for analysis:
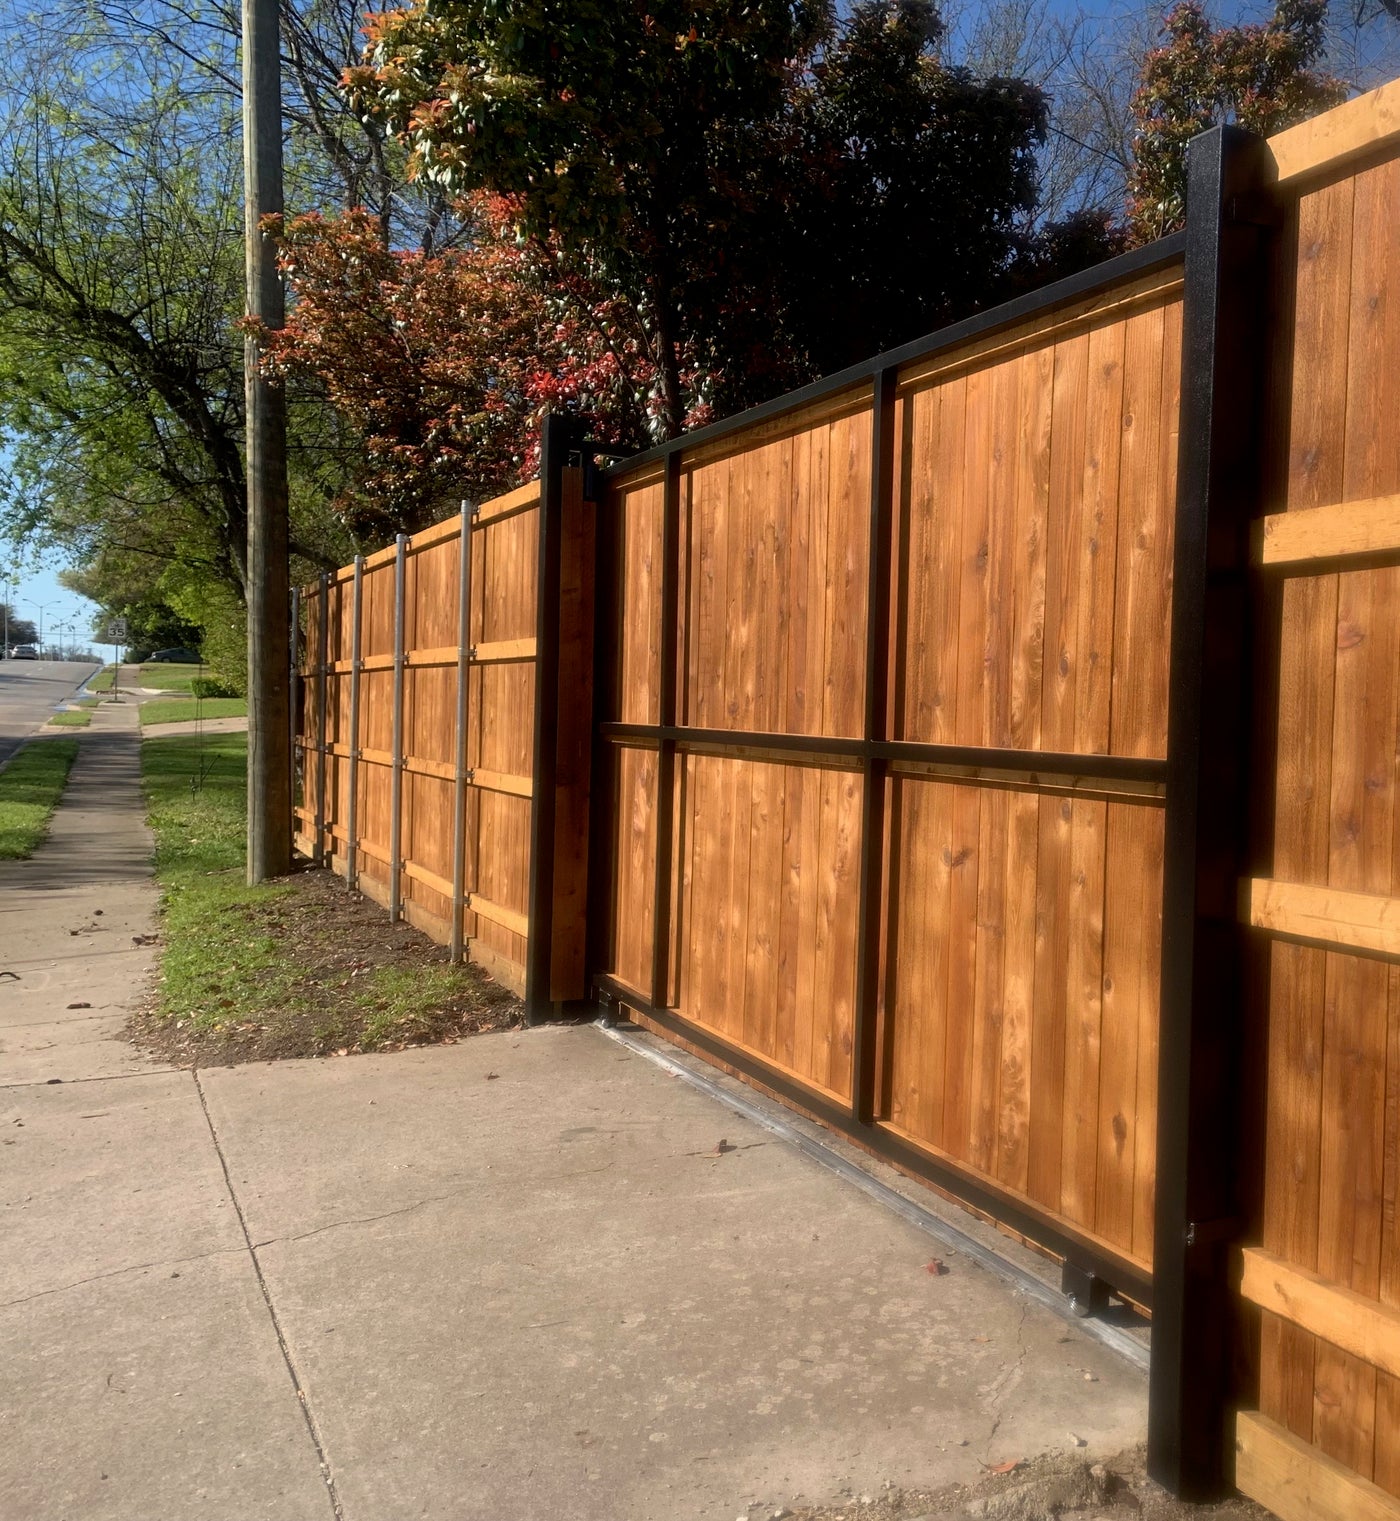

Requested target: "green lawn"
[
  {"left": 139, "top": 697, "right": 247, "bottom": 727},
  {"left": 46, "top": 710, "right": 92, "bottom": 727},
  {"left": 140, "top": 731, "right": 296, "bottom": 1032},
  {"left": 139, "top": 662, "right": 202, "bottom": 692},
  {"left": 87, "top": 666, "right": 116, "bottom": 692},
  {"left": 137, "top": 732, "right": 520, "bottom": 1061},
  {"left": 0, "top": 740, "right": 80, "bottom": 858}
]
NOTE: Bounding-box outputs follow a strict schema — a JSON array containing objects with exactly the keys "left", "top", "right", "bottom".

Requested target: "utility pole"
[{"left": 242, "top": 0, "right": 292, "bottom": 882}]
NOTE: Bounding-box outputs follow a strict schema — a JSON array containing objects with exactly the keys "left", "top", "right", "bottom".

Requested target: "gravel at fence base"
[{"left": 757, "top": 1449, "right": 1269, "bottom": 1521}]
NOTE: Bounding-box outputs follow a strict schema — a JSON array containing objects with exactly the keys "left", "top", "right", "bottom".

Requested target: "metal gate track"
[{"left": 595, "top": 1018, "right": 1151, "bottom": 1374}]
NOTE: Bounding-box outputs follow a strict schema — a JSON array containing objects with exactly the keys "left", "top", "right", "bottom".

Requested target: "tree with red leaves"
[
  {"left": 1127, "top": 0, "right": 1345, "bottom": 240},
  {"left": 252, "top": 198, "right": 675, "bottom": 538}
]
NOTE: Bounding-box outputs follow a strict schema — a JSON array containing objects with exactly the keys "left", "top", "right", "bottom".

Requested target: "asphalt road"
[{"left": 0, "top": 660, "right": 100, "bottom": 768}]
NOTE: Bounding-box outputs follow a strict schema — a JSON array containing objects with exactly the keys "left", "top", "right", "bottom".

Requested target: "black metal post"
[
  {"left": 649, "top": 452, "right": 683, "bottom": 1010},
  {"left": 525, "top": 412, "right": 585, "bottom": 1021},
  {"left": 1149, "top": 124, "right": 1273, "bottom": 1499},
  {"left": 314, "top": 571, "right": 330, "bottom": 866},
  {"left": 852, "top": 368, "right": 898, "bottom": 1124},
  {"left": 289, "top": 586, "right": 300, "bottom": 835}
]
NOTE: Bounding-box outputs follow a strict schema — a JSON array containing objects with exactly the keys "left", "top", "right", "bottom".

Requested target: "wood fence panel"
[
  {"left": 295, "top": 483, "right": 543, "bottom": 997},
  {"left": 1250, "top": 141, "right": 1400, "bottom": 1507}
]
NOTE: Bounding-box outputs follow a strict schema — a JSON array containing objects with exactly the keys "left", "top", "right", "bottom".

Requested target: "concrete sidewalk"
[{"left": 1, "top": 710, "right": 1148, "bottom": 1521}]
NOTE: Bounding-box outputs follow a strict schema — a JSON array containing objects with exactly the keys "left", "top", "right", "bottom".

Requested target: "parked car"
[
  {"left": 10, "top": 644, "right": 37, "bottom": 660},
  {"left": 147, "top": 646, "right": 201, "bottom": 663}
]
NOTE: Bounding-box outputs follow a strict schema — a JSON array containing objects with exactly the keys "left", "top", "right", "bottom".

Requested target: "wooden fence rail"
[{"left": 294, "top": 78, "right": 1400, "bottom": 1518}]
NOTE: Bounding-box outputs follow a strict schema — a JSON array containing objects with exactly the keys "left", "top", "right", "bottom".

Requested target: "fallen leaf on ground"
[
  {"left": 986, "top": 1459, "right": 1020, "bottom": 1474},
  {"left": 485, "top": 1071, "right": 500, "bottom": 1080},
  {"left": 925, "top": 1258, "right": 948, "bottom": 1275}
]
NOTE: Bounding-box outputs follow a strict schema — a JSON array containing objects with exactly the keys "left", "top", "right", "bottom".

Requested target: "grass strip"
[
  {"left": 139, "top": 697, "right": 247, "bottom": 727},
  {"left": 87, "top": 666, "right": 116, "bottom": 692},
  {"left": 138, "top": 662, "right": 202, "bottom": 692},
  {"left": 136, "top": 732, "right": 519, "bottom": 1063},
  {"left": 47, "top": 710, "right": 92, "bottom": 727},
  {"left": 0, "top": 739, "right": 80, "bottom": 858}
]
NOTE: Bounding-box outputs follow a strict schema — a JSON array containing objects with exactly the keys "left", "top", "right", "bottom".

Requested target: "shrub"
[{"left": 191, "top": 676, "right": 239, "bottom": 699}]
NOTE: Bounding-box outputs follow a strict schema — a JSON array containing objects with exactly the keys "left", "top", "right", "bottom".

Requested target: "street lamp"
[
  {"left": 23, "top": 598, "right": 54, "bottom": 656},
  {"left": 1, "top": 578, "right": 16, "bottom": 655}
]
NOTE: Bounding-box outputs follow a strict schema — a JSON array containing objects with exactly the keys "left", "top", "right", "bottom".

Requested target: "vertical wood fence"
[
  {"left": 295, "top": 465, "right": 593, "bottom": 1002},
  {"left": 294, "top": 78, "right": 1400, "bottom": 1519}
]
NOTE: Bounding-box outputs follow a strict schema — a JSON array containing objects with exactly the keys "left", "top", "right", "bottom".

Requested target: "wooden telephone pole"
[{"left": 242, "top": 0, "right": 292, "bottom": 882}]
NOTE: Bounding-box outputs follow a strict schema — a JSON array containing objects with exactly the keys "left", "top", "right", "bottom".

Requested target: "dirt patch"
[
  {"left": 760, "top": 1449, "right": 1267, "bottom": 1521},
  {"left": 127, "top": 866, "right": 523, "bottom": 1065}
]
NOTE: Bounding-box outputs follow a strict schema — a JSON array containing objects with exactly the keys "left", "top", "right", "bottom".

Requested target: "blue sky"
[
  {"left": 0, "top": 442, "right": 100, "bottom": 650},
  {"left": 0, "top": 543, "right": 100, "bottom": 652}
]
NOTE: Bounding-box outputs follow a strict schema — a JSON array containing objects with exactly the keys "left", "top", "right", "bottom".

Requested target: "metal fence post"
[
  {"left": 648, "top": 450, "right": 682, "bottom": 1011},
  {"left": 289, "top": 585, "right": 300, "bottom": 838},
  {"left": 389, "top": 533, "right": 407, "bottom": 922},
  {"left": 525, "top": 412, "right": 583, "bottom": 1021},
  {"left": 852, "top": 366, "right": 898, "bottom": 1126},
  {"left": 314, "top": 570, "right": 331, "bottom": 867},
  {"left": 346, "top": 555, "right": 363, "bottom": 892},
  {"left": 451, "top": 503, "right": 474, "bottom": 963},
  {"left": 1150, "top": 124, "right": 1274, "bottom": 1500}
]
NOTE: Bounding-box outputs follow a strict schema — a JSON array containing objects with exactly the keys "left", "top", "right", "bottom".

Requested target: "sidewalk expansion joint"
[{"left": 193, "top": 1067, "right": 344, "bottom": 1521}]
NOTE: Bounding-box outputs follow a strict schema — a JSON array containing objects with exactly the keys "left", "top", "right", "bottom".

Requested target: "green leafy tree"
[
  {"left": 0, "top": 6, "right": 359, "bottom": 653},
  {"left": 1127, "top": 0, "right": 1345, "bottom": 240},
  {"left": 347, "top": 0, "right": 1062, "bottom": 431},
  {"left": 780, "top": 0, "right": 1049, "bottom": 374},
  {"left": 347, "top": 0, "right": 827, "bottom": 435}
]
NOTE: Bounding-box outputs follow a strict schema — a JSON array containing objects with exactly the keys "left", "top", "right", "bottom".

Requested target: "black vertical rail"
[
  {"left": 314, "top": 570, "right": 330, "bottom": 866},
  {"left": 345, "top": 556, "right": 363, "bottom": 892},
  {"left": 450, "top": 502, "right": 474, "bottom": 963},
  {"left": 1149, "top": 124, "right": 1273, "bottom": 1500},
  {"left": 389, "top": 534, "right": 407, "bottom": 921},
  {"left": 289, "top": 585, "right": 301, "bottom": 840},
  {"left": 649, "top": 451, "right": 683, "bottom": 1011},
  {"left": 525, "top": 413, "right": 581, "bottom": 1021},
  {"left": 583, "top": 452, "right": 621, "bottom": 1002},
  {"left": 852, "top": 368, "right": 898, "bottom": 1125}
]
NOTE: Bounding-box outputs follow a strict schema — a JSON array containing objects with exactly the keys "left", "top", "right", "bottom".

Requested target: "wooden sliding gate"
[
  {"left": 293, "top": 80, "right": 1400, "bottom": 1515},
  {"left": 590, "top": 254, "right": 1184, "bottom": 1308}
]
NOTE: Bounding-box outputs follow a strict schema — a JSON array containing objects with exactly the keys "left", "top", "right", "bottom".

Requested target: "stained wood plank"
[
  {"left": 1235, "top": 1410, "right": 1400, "bottom": 1521},
  {"left": 1242, "top": 1248, "right": 1400, "bottom": 1380},
  {"left": 970, "top": 788, "right": 1009, "bottom": 1174},
  {"left": 1110, "top": 299, "right": 1171, "bottom": 760},
  {"left": 1028, "top": 795, "right": 1073, "bottom": 1210},
  {"left": 1268, "top": 79, "right": 1400, "bottom": 189},
  {"left": 1059, "top": 797, "right": 1107, "bottom": 1229},
  {"left": 1248, "top": 878, "right": 1400, "bottom": 957},
  {"left": 995, "top": 788, "right": 1039, "bottom": 1192},
  {"left": 1097, "top": 803, "right": 1164, "bottom": 1263},
  {"left": 1255, "top": 493, "right": 1400, "bottom": 568}
]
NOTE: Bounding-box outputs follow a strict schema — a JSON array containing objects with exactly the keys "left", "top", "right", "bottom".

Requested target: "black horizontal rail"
[
  {"left": 598, "top": 721, "right": 1167, "bottom": 787},
  {"left": 593, "top": 972, "right": 1155, "bottom": 1310},
  {"left": 602, "top": 232, "right": 1186, "bottom": 482}
]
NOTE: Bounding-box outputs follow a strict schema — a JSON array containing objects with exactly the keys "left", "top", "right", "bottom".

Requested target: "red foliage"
[{"left": 249, "top": 197, "right": 669, "bottom": 540}]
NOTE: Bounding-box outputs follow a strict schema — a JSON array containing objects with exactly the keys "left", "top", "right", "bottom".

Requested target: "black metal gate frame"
[{"left": 525, "top": 142, "right": 1268, "bottom": 1497}]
